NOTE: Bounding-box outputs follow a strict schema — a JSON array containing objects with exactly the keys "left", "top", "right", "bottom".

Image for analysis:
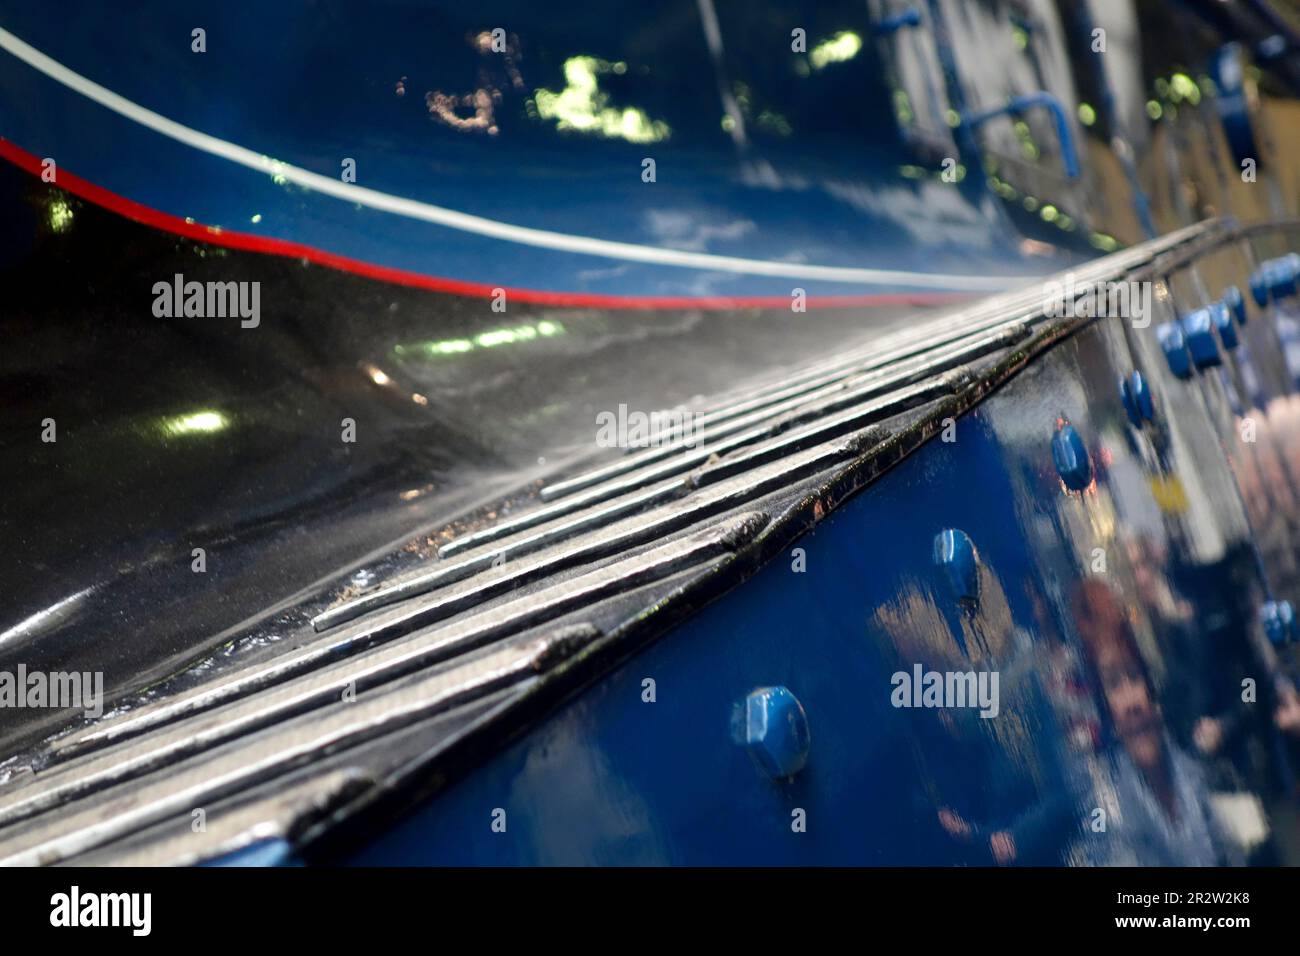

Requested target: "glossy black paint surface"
[{"left": 0, "top": 160, "right": 947, "bottom": 751}]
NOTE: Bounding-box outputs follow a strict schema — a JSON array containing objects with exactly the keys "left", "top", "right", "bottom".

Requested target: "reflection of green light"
[
  {"left": 892, "top": 89, "right": 914, "bottom": 124},
  {"left": 1023, "top": 195, "right": 1039, "bottom": 212},
  {"left": 49, "top": 199, "right": 74, "bottom": 232},
  {"left": 399, "top": 339, "right": 472, "bottom": 356},
  {"left": 533, "top": 56, "right": 669, "bottom": 143},
  {"left": 755, "top": 110, "right": 792, "bottom": 137},
  {"left": 1078, "top": 103, "right": 1096, "bottom": 126},
  {"left": 1170, "top": 73, "right": 1199, "bottom": 104},
  {"left": 250, "top": 213, "right": 262, "bottom": 224},
  {"left": 396, "top": 320, "right": 566, "bottom": 359},
  {"left": 989, "top": 176, "right": 1018, "bottom": 201},
  {"left": 810, "top": 31, "right": 862, "bottom": 70},
  {"left": 1040, "top": 204, "right": 1058, "bottom": 222},
  {"left": 477, "top": 325, "right": 536, "bottom": 347},
  {"left": 899, "top": 165, "right": 925, "bottom": 179},
  {"left": 1012, "top": 26, "right": 1028, "bottom": 50},
  {"left": 1090, "top": 232, "right": 1119, "bottom": 252},
  {"left": 1013, "top": 120, "right": 1039, "bottom": 161},
  {"left": 161, "top": 410, "right": 228, "bottom": 437},
  {"left": 1146, "top": 99, "right": 1162, "bottom": 120}
]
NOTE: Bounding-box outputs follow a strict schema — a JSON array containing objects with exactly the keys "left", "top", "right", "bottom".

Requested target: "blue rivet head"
[
  {"left": 1156, "top": 321, "right": 1193, "bottom": 379},
  {"left": 1120, "top": 371, "right": 1156, "bottom": 428},
  {"left": 874, "top": 6, "right": 922, "bottom": 34},
  {"left": 734, "top": 686, "right": 811, "bottom": 779},
  {"left": 1051, "top": 422, "right": 1093, "bottom": 491},
  {"left": 1251, "top": 256, "right": 1300, "bottom": 306},
  {"left": 1181, "top": 308, "right": 1222, "bottom": 368},
  {"left": 1250, "top": 264, "right": 1271, "bottom": 307},
  {"left": 1223, "top": 285, "right": 1246, "bottom": 324},
  {"left": 1261, "top": 601, "right": 1296, "bottom": 647},
  {"left": 1286, "top": 254, "right": 1300, "bottom": 291},
  {"left": 933, "top": 528, "right": 980, "bottom": 607},
  {"left": 1208, "top": 301, "right": 1239, "bottom": 350},
  {"left": 1271, "top": 256, "right": 1299, "bottom": 301}
]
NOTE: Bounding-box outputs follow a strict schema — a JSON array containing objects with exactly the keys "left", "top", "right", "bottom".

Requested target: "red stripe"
[{"left": 0, "top": 137, "right": 976, "bottom": 311}]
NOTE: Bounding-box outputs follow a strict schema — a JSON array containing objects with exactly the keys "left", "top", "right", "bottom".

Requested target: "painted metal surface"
[
  {"left": 3, "top": 1, "right": 1300, "bottom": 866},
  {"left": 0, "top": 207, "right": 1243, "bottom": 865},
  {"left": 734, "top": 686, "right": 811, "bottom": 780},
  {"left": 345, "top": 273, "right": 1300, "bottom": 864},
  {"left": 0, "top": 2, "right": 1081, "bottom": 300},
  {"left": 4, "top": 0, "right": 1292, "bottom": 300}
]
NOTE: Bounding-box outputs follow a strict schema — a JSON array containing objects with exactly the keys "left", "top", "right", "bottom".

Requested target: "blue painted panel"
[
  {"left": 203, "top": 839, "right": 298, "bottom": 867},
  {"left": 348, "top": 391, "right": 1080, "bottom": 864},
  {"left": 0, "top": 1, "right": 1079, "bottom": 298},
  {"left": 347, "top": 306, "right": 1300, "bottom": 865}
]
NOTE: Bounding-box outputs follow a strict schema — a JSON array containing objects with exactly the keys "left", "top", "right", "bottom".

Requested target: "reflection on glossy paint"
[
  {"left": 754, "top": 110, "right": 792, "bottom": 137},
  {"left": 892, "top": 89, "right": 914, "bottom": 124},
  {"left": 902, "top": 162, "right": 964, "bottom": 183},
  {"left": 988, "top": 174, "right": 1018, "bottom": 200},
  {"left": 1169, "top": 73, "right": 1201, "bottom": 105},
  {"left": 1013, "top": 121, "right": 1040, "bottom": 162},
  {"left": 393, "top": 319, "right": 566, "bottom": 359},
  {"left": 532, "top": 57, "right": 668, "bottom": 143},
  {"left": 423, "top": 31, "right": 527, "bottom": 137},
  {"left": 0, "top": 586, "right": 97, "bottom": 648},
  {"left": 47, "top": 197, "right": 73, "bottom": 232},
  {"left": 159, "top": 409, "right": 229, "bottom": 437},
  {"left": 809, "top": 31, "right": 861, "bottom": 71},
  {"left": 1149, "top": 474, "right": 1187, "bottom": 514},
  {"left": 406, "top": 337, "right": 472, "bottom": 356},
  {"left": 985, "top": 164, "right": 1095, "bottom": 238}
]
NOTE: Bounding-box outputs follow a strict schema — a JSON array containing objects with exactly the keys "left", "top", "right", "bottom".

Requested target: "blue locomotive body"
[{"left": 2, "top": 1, "right": 1300, "bottom": 866}]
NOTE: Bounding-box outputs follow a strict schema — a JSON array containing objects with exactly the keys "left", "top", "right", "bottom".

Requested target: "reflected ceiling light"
[{"left": 160, "top": 410, "right": 229, "bottom": 436}]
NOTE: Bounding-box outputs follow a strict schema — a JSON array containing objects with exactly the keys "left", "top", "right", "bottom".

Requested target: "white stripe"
[{"left": 0, "top": 25, "right": 1016, "bottom": 291}]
